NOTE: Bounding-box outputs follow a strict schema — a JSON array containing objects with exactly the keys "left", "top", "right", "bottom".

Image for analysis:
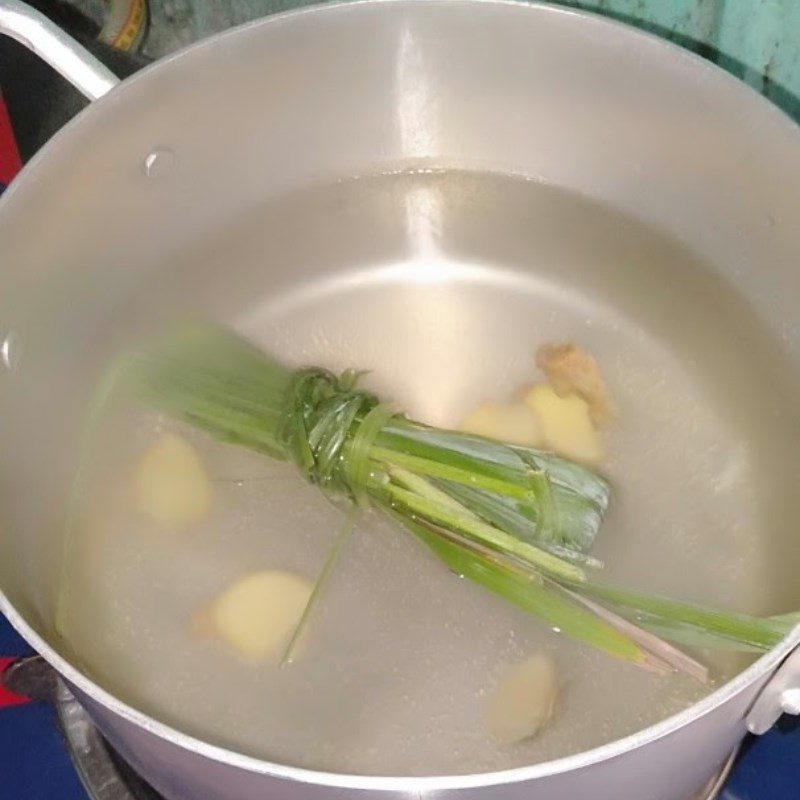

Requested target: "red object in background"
[
  {"left": 0, "top": 92, "right": 26, "bottom": 710},
  {"left": 0, "top": 658, "right": 30, "bottom": 707},
  {"left": 0, "top": 91, "right": 21, "bottom": 185}
]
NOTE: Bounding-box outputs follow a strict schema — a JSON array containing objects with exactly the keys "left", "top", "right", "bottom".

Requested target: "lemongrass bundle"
[{"left": 120, "top": 322, "right": 794, "bottom": 678}]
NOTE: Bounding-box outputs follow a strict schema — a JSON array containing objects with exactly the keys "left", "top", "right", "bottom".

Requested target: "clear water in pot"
[{"left": 57, "top": 169, "right": 800, "bottom": 775}]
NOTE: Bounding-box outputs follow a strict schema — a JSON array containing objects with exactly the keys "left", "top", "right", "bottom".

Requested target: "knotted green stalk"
[
  {"left": 128, "top": 324, "right": 601, "bottom": 582},
  {"left": 122, "top": 322, "right": 796, "bottom": 677}
]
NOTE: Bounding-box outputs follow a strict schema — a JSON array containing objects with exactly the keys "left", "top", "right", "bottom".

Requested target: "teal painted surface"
[
  {"left": 144, "top": 0, "right": 800, "bottom": 122},
  {"left": 560, "top": 0, "right": 800, "bottom": 120}
]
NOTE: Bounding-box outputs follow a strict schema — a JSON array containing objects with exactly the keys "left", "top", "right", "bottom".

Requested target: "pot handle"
[
  {"left": 746, "top": 646, "right": 800, "bottom": 735},
  {"left": 0, "top": 0, "right": 119, "bottom": 100}
]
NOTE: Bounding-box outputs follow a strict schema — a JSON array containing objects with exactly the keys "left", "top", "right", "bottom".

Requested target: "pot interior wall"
[{"left": 1, "top": 0, "right": 799, "bottom": 756}]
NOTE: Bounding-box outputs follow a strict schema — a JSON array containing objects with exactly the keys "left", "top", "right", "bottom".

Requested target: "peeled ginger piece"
[
  {"left": 487, "top": 654, "right": 559, "bottom": 745},
  {"left": 458, "top": 401, "right": 542, "bottom": 447},
  {"left": 134, "top": 433, "right": 213, "bottom": 530},
  {"left": 525, "top": 384, "right": 602, "bottom": 464},
  {"left": 208, "top": 570, "right": 312, "bottom": 662}
]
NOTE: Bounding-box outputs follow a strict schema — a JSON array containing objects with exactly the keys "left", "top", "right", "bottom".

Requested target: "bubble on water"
[
  {"left": 1, "top": 330, "right": 20, "bottom": 370},
  {"left": 143, "top": 148, "right": 176, "bottom": 178}
]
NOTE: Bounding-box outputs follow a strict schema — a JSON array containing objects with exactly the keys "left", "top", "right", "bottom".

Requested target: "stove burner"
[
  {"left": 5, "top": 656, "right": 734, "bottom": 800},
  {"left": 57, "top": 682, "right": 164, "bottom": 800},
  {"left": 55, "top": 687, "right": 736, "bottom": 800},
  {"left": 3, "top": 656, "right": 162, "bottom": 799}
]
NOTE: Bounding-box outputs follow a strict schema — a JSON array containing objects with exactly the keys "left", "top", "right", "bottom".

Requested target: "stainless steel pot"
[{"left": 2, "top": 1, "right": 800, "bottom": 798}]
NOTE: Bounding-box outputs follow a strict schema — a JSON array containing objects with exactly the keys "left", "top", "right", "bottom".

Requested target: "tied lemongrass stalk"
[{"left": 117, "top": 322, "right": 796, "bottom": 678}]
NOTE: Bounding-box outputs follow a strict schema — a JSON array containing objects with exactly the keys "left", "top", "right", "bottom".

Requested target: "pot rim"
[
  {"left": 5, "top": 594, "right": 799, "bottom": 790},
  {"left": 2, "top": 0, "right": 800, "bottom": 790}
]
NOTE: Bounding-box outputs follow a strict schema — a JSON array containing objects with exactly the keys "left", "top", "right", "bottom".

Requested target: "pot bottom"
[{"left": 54, "top": 679, "right": 736, "bottom": 800}]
